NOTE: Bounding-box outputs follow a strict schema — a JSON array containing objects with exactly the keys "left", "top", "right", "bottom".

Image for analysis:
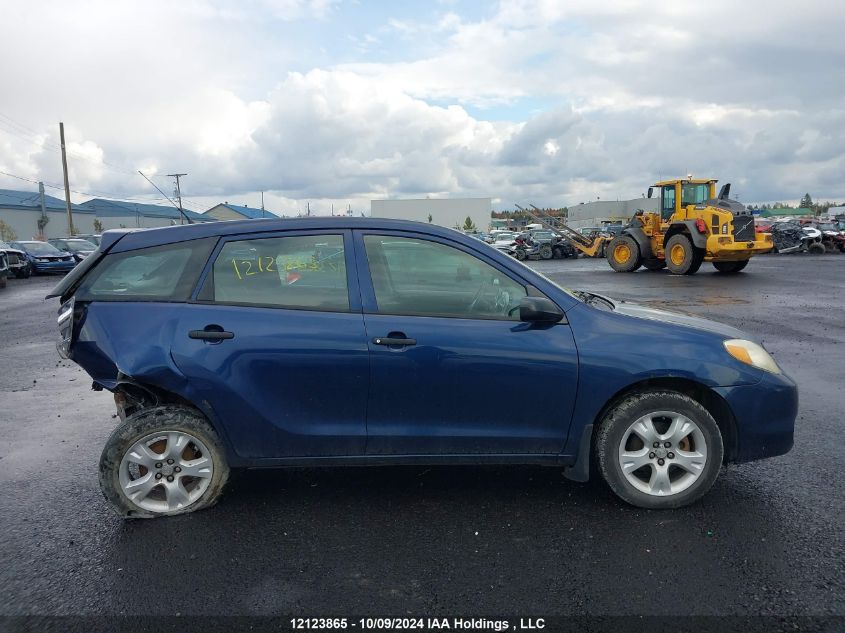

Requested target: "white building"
[
  {"left": 371, "top": 197, "right": 492, "bottom": 232},
  {"left": 566, "top": 198, "right": 659, "bottom": 231}
]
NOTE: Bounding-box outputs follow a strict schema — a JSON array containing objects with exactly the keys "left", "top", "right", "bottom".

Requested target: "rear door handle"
[
  {"left": 373, "top": 336, "right": 416, "bottom": 346},
  {"left": 189, "top": 330, "right": 234, "bottom": 340}
]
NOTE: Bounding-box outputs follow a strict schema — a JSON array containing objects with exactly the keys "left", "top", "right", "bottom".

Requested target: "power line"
[
  {"left": 0, "top": 111, "right": 170, "bottom": 180},
  {"left": 0, "top": 168, "right": 172, "bottom": 204}
]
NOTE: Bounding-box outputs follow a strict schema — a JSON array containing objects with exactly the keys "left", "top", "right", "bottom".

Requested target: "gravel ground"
[{"left": 0, "top": 255, "right": 842, "bottom": 619}]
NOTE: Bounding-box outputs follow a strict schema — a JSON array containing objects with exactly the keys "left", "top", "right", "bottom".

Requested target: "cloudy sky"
[{"left": 1, "top": 0, "right": 843, "bottom": 215}]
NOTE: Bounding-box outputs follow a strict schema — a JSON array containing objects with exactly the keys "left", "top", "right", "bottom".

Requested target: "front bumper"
[
  {"left": 706, "top": 234, "right": 774, "bottom": 259},
  {"left": 714, "top": 371, "right": 798, "bottom": 463},
  {"left": 32, "top": 260, "right": 76, "bottom": 273}
]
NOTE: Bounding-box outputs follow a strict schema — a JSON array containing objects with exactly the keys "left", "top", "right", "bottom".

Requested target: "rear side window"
[
  {"left": 75, "top": 238, "right": 215, "bottom": 302},
  {"left": 206, "top": 234, "right": 349, "bottom": 311}
]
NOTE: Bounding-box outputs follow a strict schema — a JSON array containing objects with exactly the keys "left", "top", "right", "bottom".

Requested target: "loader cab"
[{"left": 652, "top": 179, "right": 718, "bottom": 221}]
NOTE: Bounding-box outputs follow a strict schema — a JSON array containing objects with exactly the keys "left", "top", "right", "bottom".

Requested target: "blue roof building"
[
  {"left": 78, "top": 198, "right": 215, "bottom": 230},
  {"left": 204, "top": 202, "right": 278, "bottom": 221},
  {"left": 0, "top": 188, "right": 95, "bottom": 240}
]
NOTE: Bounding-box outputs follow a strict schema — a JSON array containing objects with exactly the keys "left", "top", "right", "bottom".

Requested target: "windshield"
[
  {"left": 16, "top": 241, "right": 62, "bottom": 255},
  {"left": 64, "top": 239, "right": 97, "bottom": 250},
  {"left": 681, "top": 183, "right": 710, "bottom": 205}
]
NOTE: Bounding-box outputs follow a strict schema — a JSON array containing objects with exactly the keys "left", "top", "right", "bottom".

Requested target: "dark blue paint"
[{"left": 62, "top": 217, "right": 797, "bottom": 471}]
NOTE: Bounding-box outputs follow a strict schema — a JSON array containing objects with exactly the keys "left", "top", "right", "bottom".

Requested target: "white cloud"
[{"left": 0, "top": 0, "right": 843, "bottom": 211}]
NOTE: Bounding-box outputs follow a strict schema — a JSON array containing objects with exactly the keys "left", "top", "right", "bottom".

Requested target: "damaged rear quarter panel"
[{"left": 71, "top": 302, "right": 233, "bottom": 452}]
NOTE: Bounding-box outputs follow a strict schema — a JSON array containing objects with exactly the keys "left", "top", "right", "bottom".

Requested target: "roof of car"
[{"left": 103, "top": 217, "right": 474, "bottom": 252}]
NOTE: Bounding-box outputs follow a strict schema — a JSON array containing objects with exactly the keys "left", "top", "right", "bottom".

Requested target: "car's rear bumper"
[{"left": 714, "top": 371, "right": 798, "bottom": 463}]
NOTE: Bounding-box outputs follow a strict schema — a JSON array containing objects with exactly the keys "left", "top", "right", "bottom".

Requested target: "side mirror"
[
  {"left": 519, "top": 296, "right": 564, "bottom": 323},
  {"left": 647, "top": 187, "right": 653, "bottom": 199}
]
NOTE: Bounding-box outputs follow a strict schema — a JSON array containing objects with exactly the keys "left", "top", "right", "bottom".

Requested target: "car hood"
[{"left": 593, "top": 294, "right": 754, "bottom": 341}]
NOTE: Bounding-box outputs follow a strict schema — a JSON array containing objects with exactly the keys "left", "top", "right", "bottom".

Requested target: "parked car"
[
  {"left": 48, "top": 238, "right": 98, "bottom": 262},
  {"left": 49, "top": 218, "right": 797, "bottom": 518},
  {"left": 11, "top": 240, "right": 76, "bottom": 274},
  {"left": 76, "top": 234, "right": 102, "bottom": 246},
  {"left": 0, "top": 240, "right": 31, "bottom": 278},
  {"left": 0, "top": 250, "right": 8, "bottom": 289}
]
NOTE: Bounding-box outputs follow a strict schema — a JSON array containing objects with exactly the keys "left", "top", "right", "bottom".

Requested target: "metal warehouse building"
[
  {"left": 0, "top": 188, "right": 95, "bottom": 240},
  {"left": 567, "top": 198, "right": 658, "bottom": 231},
  {"left": 371, "top": 197, "right": 492, "bottom": 231},
  {"left": 78, "top": 198, "right": 213, "bottom": 229}
]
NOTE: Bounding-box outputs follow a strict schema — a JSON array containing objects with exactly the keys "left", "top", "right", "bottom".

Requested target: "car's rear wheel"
[
  {"left": 596, "top": 391, "right": 723, "bottom": 509},
  {"left": 540, "top": 244, "right": 553, "bottom": 259},
  {"left": 99, "top": 406, "right": 229, "bottom": 518}
]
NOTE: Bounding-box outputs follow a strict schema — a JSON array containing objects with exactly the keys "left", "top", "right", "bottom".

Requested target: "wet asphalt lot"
[{"left": 0, "top": 255, "right": 843, "bottom": 619}]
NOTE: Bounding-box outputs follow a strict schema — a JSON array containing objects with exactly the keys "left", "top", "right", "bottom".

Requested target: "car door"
[
  {"left": 169, "top": 230, "right": 369, "bottom": 459},
  {"left": 354, "top": 230, "right": 579, "bottom": 455}
]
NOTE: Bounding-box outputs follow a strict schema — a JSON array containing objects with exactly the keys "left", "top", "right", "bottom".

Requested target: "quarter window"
[
  {"left": 76, "top": 238, "right": 215, "bottom": 301},
  {"left": 209, "top": 234, "right": 348, "bottom": 311},
  {"left": 363, "top": 235, "right": 527, "bottom": 320}
]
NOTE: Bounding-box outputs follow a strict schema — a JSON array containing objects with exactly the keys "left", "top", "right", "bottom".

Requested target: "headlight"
[{"left": 723, "top": 339, "right": 781, "bottom": 374}]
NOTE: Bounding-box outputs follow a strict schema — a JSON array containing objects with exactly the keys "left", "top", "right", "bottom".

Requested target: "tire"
[
  {"left": 713, "top": 260, "right": 749, "bottom": 273},
  {"left": 665, "top": 234, "right": 704, "bottom": 275},
  {"left": 642, "top": 259, "right": 666, "bottom": 271},
  {"left": 595, "top": 390, "right": 724, "bottom": 509},
  {"left": 14, "top": 265, "right": 31, "bottom": 279},
  {"left": 553, "top": 247, "right": 563, "bottom": 259},
  {"left": 515, "top": 249, "right": 527, "bottom": 261},
  {"left": 99, "top": 406, "right": 230, "bottom": 519},
  {"left": 540, "top": 244, "right": 553, "bottom": 260},
  {"left": 607, "top": 235, "right": 642, "bottom": 272},
  {"left": 808, "top": 242, "right": 825, "bottom": 255}
]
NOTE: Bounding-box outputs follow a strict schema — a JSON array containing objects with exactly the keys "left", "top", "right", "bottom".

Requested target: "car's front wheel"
[
  {"left": 99, "top": 406, "right": 230, "bottom": 518},
  {"left": 595, "top": 391, "right": 723, "bottom": 509}
]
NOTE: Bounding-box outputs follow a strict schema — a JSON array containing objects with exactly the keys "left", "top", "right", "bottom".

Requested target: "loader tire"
[
  {"left": 665, "top": 234, "right": 704, "bottom": 275},
  {"left": 713, "top": 260, "right": 749, "bottom": 273},
  {"left": 607, "top": 235, "right": 642, "bottom": 272}
]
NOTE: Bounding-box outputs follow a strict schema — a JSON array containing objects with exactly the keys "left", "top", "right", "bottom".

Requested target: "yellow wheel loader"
[{"left": 606, "top": 178, "right": 773, "bottom": 275}]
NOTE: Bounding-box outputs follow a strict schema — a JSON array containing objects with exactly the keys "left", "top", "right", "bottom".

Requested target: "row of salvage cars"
[
  {"left": 757, "top": 218, "right": 845, "bottom": 255},
  {"left": 0, "top": 235, "right": 102, "bottom": 289}
]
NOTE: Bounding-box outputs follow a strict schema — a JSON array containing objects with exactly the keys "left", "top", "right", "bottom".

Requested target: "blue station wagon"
[{"left": 49, "top": 218, "right": 797, "bottom": 518}]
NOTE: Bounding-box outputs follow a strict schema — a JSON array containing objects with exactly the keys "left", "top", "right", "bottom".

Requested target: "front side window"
[
  {"left": 363, "top": 235, "right": 527, "bottom": 320},
  {"left": 209, "top": 234, "right": 348, "bottom": 311}
]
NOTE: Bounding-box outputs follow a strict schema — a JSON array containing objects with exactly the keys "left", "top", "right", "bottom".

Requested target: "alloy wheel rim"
[
  {"left": 617, "top": 411, "right": 707, "bottom": 497},
  {"left": 118, "top": 431, "right": 213, "bottom": 513}
]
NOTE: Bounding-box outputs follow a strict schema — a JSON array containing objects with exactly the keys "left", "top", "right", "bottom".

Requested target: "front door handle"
[
  {"left": 189, "top": 329, "right": 234, "bottom": 341},
  {"left": 373, "top": 336, "right": 416, "bottom": 346}
]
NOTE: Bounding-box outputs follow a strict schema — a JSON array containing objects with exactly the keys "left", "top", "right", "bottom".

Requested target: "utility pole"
[
  {"left": 59, "top": 122, "right": 74, "bottom": 235},
  {"left": 38, "top": 182, "right": 48, "bottom": 239},
  {"left": 261, "top": 190, "right": 265, "bottom": 217},
  {"left": 167, "top": 173, "right": 187, "bottom": 224}
]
